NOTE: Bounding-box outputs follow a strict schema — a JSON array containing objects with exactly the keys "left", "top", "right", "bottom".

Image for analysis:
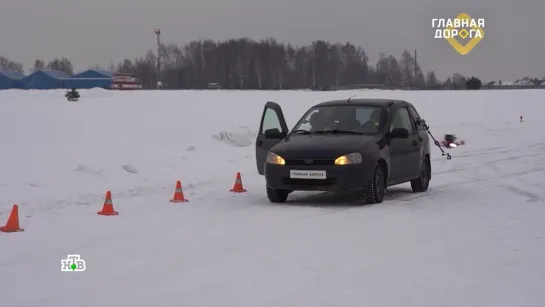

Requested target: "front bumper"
[{"left": 265, "top": 162, "right": 375, "bottom": 192}]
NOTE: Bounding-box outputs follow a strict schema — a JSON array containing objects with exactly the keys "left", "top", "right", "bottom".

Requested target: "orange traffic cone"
[
  {"left": 230, "top": 172, "right": 247, "bottom": 193},
  {"left": 170, "top": 180, "right": 188, "bottom": 202},
  {"left": 97, "top": 191, "right": 119, "bottom": 215},
  {"left": 0, "top": 204, "right": 24, "bottom": 232}
]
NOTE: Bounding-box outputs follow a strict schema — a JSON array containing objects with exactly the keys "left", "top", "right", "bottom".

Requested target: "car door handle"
[
  {"left": 256, "top": 140, "right": 263, "bottom": 146},
  {"left": 412, "top": 140, "right": 418, "bottom": 146}
]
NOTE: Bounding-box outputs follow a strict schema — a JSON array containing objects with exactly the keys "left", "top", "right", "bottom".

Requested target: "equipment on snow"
[
  {"left": 420, "top": 119, "right": 452, "bottom": 160},
  {"left": 439, "top": 134, "right": 466, "bottom": 148}
]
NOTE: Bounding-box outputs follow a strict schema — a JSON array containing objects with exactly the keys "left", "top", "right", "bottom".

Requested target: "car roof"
[{"left": 313, "top": 98, "right": 408, "bottom": 108}]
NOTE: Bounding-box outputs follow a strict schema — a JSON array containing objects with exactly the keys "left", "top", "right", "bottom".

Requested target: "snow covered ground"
[{"left": 1, "top": 88, "right": 545, "bottom": 307}]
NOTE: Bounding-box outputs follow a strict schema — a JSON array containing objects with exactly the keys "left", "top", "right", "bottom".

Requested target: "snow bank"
[{"left": 212, "top": 126, "right": 257, "bottom": 147}]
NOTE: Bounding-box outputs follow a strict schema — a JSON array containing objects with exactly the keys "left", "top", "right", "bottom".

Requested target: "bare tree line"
[
  {"left": 116, "top": 38, "right": 442, "bottom": 90},
  {"left": 0, "top": 56, "right": 74, "bottom": 76},
  {"left": 2, "top": 38, "right": 542, "bottom": 90},
  {"left": 0, "top": 38, "right": 443, "bottom": 89}
]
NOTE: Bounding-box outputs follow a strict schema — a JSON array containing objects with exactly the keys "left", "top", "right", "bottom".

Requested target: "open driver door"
[{"left": 255, "top": 101, "right": 289, "bottom": 175}]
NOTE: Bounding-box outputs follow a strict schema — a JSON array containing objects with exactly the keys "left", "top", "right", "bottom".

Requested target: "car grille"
[
  {"left": 282, "top": 178, "right": 337, "bottom": 185},
  {"left": 285, "top": 159, "right": 334, "bottom": 165}
]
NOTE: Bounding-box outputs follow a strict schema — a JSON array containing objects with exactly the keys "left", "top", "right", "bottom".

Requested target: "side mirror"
[
  {"left": 264, "top": 128, "right": 286, "bottom": 139},
  {"left": 387, "top": 128, "right": 409, "bottom": 139}
]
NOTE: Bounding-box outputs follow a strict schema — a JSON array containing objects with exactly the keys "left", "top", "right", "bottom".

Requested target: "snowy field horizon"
[{"left": 1, "top": 88, "right": 545, "bottom": 307}]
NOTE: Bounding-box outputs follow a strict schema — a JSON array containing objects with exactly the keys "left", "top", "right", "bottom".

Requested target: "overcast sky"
[{"left": 1, "top": 0, "right": 544, "bottom": 81}]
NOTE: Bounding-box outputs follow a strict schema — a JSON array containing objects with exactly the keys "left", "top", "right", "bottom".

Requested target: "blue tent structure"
[
  {"left": 66, "top": 69, "right": 113, "bottom": 89},
  {"left": 0, "top": 71, "right": 26, "bottom": 90},
  {"left": 22, "top": 70, "right": 69, "bottom": 89},
  {"left": 72, "top": 69, "right": 114, "bottom": 79},
  {"left": 21, "top": 69, "right": 113, "bottom": 89}
]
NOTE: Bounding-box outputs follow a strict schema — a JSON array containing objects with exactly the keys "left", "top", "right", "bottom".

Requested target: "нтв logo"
[
  {"left": 433, "top": 13, "right": 485, "bottom": 55},
  {"left": 61, "top": 254, "right": 86, "bottom": 272}
]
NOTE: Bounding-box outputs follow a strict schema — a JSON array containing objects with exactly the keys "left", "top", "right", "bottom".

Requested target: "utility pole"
[
  {"left": 155, "top": 29, "right": 162, "bottom": 89},
  {"left": 414, "top": 49, "right": 418, "bottom": 88}
]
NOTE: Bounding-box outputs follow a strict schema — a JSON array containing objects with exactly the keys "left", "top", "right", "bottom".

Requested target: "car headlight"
[
  {"left": 335, "top": 152, "right": 362, "bottom": 165},
  {"left": 266, "top": 152, "right": 285, "bottom": 165}
]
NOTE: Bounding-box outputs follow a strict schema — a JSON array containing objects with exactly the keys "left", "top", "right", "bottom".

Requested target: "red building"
[{"left": 111, "top": 73, "right": 142, "bottom": 90}]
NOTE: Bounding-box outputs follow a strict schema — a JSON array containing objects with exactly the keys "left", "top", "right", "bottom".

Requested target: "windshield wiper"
[{"left": 314, "top": 129, "right": 364, "bottom": 135}]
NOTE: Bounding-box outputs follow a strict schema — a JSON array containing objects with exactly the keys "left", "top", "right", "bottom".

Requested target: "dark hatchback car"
[{"left": 255, "top": 98, "right": 431, "bottom": 203}]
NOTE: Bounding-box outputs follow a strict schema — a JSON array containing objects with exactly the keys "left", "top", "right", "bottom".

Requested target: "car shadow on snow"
[{"left": 285, "top": 186, "right": 416, "bottom": 207}]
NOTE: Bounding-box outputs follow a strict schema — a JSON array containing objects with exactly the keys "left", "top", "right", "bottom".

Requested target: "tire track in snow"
[
  {"left": 429, "top": 140, "right": 545, "bottom": 202},
  {"left": 433, "top": 141, "right": 545, "bottom": 162},
  {"left": 434, "top": 141, "right": 545, "bottom": 176},
  {"left": 496, "top": 184, "right": 541, "bottom": 203}
]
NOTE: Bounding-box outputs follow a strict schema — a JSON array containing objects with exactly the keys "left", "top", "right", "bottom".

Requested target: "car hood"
[{"left": 271, "top": 133, "right": 378, "bottom": 159}]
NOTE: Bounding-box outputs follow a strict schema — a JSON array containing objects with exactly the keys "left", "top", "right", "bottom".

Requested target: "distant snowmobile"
[{"left": 438, "top": 134, "right": 465, "bottom": 148}]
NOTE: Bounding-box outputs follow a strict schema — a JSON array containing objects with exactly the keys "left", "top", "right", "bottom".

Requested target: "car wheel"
[
  {"left": 266, "top": 185, "right": 289, "bottom": 203},
  {"left": 364, "top": 164, "right": 385, "bottom": 204},
  {"left": 411, "top": 157, "right": 430, "bottom": 192}
]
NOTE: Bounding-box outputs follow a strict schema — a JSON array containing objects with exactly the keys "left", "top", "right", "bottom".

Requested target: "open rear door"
[{"left": 255, "top": 101, "right": 289, "bottom": 175}]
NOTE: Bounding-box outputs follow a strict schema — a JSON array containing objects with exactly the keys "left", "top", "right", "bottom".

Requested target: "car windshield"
[{"left": 291, "top": 105, "right": 382, "bottom": 135}]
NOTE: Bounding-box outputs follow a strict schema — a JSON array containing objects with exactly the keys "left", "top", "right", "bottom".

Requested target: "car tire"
[
  {"left": 266, "top": 185, "right": 289, "bottom": 203},
  {"left": 364, "top": 164, "right": 385, "bottom": 204},
  {"left": 411, "top": 157, "right": 430, "bottom": 192}
]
